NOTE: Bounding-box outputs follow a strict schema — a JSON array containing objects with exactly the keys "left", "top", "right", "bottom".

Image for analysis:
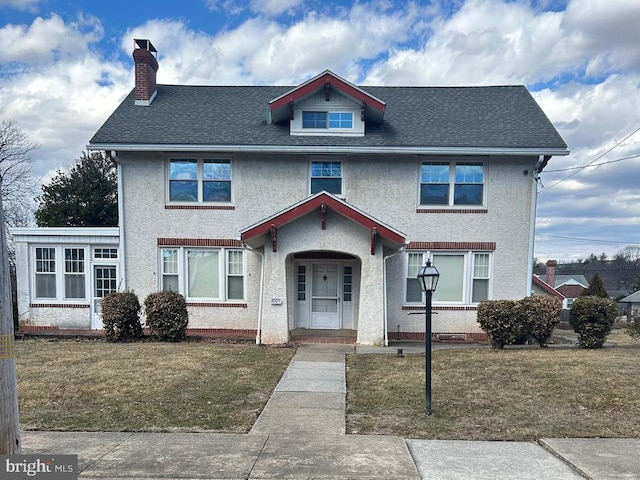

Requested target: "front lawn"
[
  {"left": 16, "top": 339, "right": 294, "bottom": 432},
  {"left": 346, "top": 330, "right": 640, "bottom": 440}
]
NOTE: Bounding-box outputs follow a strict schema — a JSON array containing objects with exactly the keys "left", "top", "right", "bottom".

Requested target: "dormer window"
[{"left": 302, "top": 111, "right": 353, "bottom": 129}]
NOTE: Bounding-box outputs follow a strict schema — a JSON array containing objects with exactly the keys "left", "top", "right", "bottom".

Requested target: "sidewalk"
[{"left": 21, "top": 344, "right": 640, "bottom": 479}]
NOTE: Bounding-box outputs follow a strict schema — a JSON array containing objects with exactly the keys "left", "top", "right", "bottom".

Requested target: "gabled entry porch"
[{"left": 240, "top": 191, "right": 406, "bottom": 345}]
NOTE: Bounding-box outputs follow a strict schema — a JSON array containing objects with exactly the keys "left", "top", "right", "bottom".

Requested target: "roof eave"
[{"left": 88, "top": 143, "right": 570, "bottom": 156}]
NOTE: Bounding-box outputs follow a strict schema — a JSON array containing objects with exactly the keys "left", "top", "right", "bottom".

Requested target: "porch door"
[
  {"left": 310, "top": 263, "right": 340, "bottom": 329},
  {"left": 91, "top": 265, "right": 118, "bottom": 329}
]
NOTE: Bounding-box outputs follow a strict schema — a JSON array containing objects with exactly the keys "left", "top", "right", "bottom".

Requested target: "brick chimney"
[
  {"left": 133, "top": 39, "right": 158, "bottom": 106},
  {"left": 545, "top": 260, "right": 557, "bottom": 287}
]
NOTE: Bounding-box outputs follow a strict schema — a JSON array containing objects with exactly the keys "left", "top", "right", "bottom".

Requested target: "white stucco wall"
[{"left": 118, "top": 150, "right": 538, "bottom": 340}]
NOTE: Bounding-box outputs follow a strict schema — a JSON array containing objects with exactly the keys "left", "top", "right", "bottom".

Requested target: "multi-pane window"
[
  {"left": 405, "top": 253, "right": 424, "bottom": 303},
  {"left": 64, "top": 248, "right": 86, "bottom": 299},
  {"left": 227, "top": 250, "right": 244, "bottom": 300},
  {"left": 94, "top": 248, "right": 118, "bottom": 259},
  {"left": 343, "top": 266, "right": 353, "bottom": 302},
  {"left": 33, "top": 246, "right": 94, "bottom": 301},
  {"left": 162, "top": 249, "right": 179, "bottom": 292},
  {"left": 420, "top": 161, "right": 484, "bottom": 206},
  {"left": 302, "top": 111, "right": 353, "bottom": 129},
  {"left": 160, "top": 248, "right": 244, "bottom": 301},
  {"left": 297, "top": 265, "right": 307, "bottom": 301},
  {"left": 168, "top": 158, "right": 232, "bottom": 203},
  {"left": 472, "top": 253, "right": 490, "bottom": 302},
  {"left": 405, "top": 251, "right": 491, "bottom": 304},
  {"left": 35, "top": 247, "right": 56, "bottom": 298},
  {"left": 454, "top": 163, "right": 484, "bottom": 205},
  {"left": 311, "top": 161, "right": 342, "bottom": 195}
]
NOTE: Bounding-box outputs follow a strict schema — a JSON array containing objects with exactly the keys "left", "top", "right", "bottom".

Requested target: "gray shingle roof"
[{"left": 89, "top": 84, "right": 567, "bottom": 151}]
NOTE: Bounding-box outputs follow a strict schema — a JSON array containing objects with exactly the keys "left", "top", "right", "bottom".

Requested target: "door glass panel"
[{"left": 94, "top": 266, "right": 118, "bottom": 313}]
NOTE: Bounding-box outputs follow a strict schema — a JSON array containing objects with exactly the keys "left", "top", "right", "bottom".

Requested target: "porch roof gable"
[{"left": 240, "top": 191, "right": 406, "bottom": 245}]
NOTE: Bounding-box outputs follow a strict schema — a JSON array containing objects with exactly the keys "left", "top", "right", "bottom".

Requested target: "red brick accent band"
[
  {"left": 158, "top": 238, "right": 243, "bottom": 247},
  {"left": 416, "top": 208, "right": 488, "bottom": 214},
  {"left": 185, "top": 302, "right": 247, "bottom": 308},
  {"left": 29, "top": 303, "right": 90, "bottom": 309},
  {"left": 402, "top": 305, "right": 479, "bottom": 311},
  {"left": 165, "top": 205, "right": 235, "bottom": 210},
  {"left": 20, "top": 325, "right": 61, "bottom": 332},
  {"left": 407, "top": 241, "right": 496, "bottom": 251},
  {"left": 389, "top": 331, "right": 488, "bottom": 342},
  {"left": 186, "top": 328, "right": 256, "bottom": 338}
]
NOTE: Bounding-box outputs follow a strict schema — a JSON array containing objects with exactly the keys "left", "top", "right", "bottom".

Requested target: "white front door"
[
  {"left": 310, "top": 263, "right": 340, "bottom": 329},
  {"left": 92, "top": 265, "right": 118, "bottom": 329}
]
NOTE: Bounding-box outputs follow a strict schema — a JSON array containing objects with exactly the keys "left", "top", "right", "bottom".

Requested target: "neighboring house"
[
  {"left": 532, "top": 260, "right": 588, "bottom": 309},
  {"left": 619, "top": 291, "right": 640, "bottom": 322},
  {"left": 12, "top": 39, "right": 569, "bottom": 345}
]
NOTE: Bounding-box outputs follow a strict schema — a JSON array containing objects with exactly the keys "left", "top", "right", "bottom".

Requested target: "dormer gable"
[{"left": 267, "top": 70, "right": 386, "bottom": 136}]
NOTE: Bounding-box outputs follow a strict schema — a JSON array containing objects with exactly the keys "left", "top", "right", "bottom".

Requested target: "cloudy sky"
[{"left": 1, "top": 0, "right": 639, "bottom": 262}]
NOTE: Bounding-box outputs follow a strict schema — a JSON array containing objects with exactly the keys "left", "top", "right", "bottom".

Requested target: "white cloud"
[
  {"left": 0, "top": 13, "right": 103, "bottom": 64},
  {"left": 0, "top": 0, "right": 41, "bottom": 12},
  {"left": 250, "top": 0, "right": 303, "bottom": 16}
]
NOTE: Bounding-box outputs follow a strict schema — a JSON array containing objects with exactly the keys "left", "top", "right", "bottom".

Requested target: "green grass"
[
  {"left": 346, "top": 329, "right": 640, "bottom": 440},
  {"left": 16, "top": 339, "right": 294, "bottom": 432}
]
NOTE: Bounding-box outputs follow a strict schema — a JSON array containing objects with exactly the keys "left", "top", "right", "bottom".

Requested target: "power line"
[
  {"left": 543, "top": 153, "right": 640, "bottom": 173},
  {"left": 540, "top": 126, "right": 640, "bottom": 192},
  {"left": 536, "top": 233, "right": 638, "bottom": 245}
]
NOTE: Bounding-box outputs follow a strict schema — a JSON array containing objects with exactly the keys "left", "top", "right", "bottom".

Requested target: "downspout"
[
  {"left": 526, "top": 155, "right": 546, "bottom": 296},
  {"left": 383, "top": 244, "right": 407, "bottom": 346},
  {"left": 242, "top": 242, "right": 264, "bottom": 345},
  {"left": 111, "top": 152, "right": 126, "bottom": 290}
]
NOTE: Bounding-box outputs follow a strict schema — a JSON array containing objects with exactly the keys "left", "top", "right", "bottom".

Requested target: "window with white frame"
[
  {"left": 405, "top": 251, "right": 491, "bottom": 304},
  {"left": 64, "top": 248, "right": 86, "bottom": 299},
  {"left": 159, "top": 247, "right": 244, "bottom": 301},
  {"left": 420, "top": 161, "right": 484, "bottom": 206},
  {"left": 168, "top": 158, "right": 231, "bottom": 203},
  {"left": 35, "top": 247, "right": 56, "bottom": 298},
  {"left": 310, "top": 161, "right": 342, "bottom": 195},
  {"left": 33, "top": 246, "right": 89, "bottom": 301},
  {"left": 302, "top": 111, "right": 353, "bottom": 130}
]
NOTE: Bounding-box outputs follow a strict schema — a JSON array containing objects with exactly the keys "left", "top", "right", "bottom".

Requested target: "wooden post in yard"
[{"left": 0, "top": 175, "right": 21, "bottom": 454}]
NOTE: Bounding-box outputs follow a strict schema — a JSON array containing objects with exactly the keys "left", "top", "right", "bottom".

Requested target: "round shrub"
[
  {"left": 101, "top": 291, "right": 143, "bottom": 342},
  {"left": 519, "top": 295, "right": 562, "bottom": 347},
  {"left": 477, "top": 300, "right": 520, "bottom": 349},
  {"left": 144, "top": 291, "right": 189, "bottom": 342},
  {"left": 569, "top": 295, "right": 618, "bottom": 348}
]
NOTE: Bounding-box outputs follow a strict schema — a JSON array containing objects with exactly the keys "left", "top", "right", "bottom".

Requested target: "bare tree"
[{"left": 0, "top": 119, "right": 39, "bottom": 229}]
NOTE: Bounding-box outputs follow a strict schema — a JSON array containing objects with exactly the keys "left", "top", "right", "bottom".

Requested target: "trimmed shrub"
[
  {"left": 144, "top": 291, "right": 189, "bottom": 342},
  {"left": 569, "top": 295, "right": 618, "bottom": 348},
  {"left": 101, "top": 291, "right": 143, "bottom": 342},
  {"left": 477, "top": 300, "right": 520, "bottom": 349},
  {"left": 519, "top": 296, "right": 562, "bottom": 347}
]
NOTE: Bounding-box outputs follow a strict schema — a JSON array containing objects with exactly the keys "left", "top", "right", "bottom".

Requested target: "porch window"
[
  {"left": 420, "top": 161, "right": 484, "bottom": 206},
  {"left": 310, "top": 161, "right": 342, "bottom": 195},
  {"left": 35, "top": 247, "right": 56, "bottom": 298},
  {"left": 168, "top": 158, "right": 232, "bottom": 203},
  {"left": 159, "top": 247, "right": 244, "bottom": 301},
  {"left": 64, "top": 248, "right": 86, "bottom": 299},
  {"left": 405, "top": 253, "right": 424, "bottom": 303}
]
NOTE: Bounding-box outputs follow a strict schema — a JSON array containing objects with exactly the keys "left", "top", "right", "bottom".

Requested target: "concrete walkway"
[{"left": 20, "top": 344, "right": 640, "bottom": 479}]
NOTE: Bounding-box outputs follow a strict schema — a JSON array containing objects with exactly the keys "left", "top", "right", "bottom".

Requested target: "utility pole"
[{"left": 0, "top": 143, "right": 21, "bottom": 454}]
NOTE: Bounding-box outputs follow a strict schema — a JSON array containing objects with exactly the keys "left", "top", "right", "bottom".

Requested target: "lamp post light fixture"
[{"left": 417, "top": 259, "right": 440, "bottom": 415}]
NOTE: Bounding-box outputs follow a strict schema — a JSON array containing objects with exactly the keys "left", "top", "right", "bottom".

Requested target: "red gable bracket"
[
  {"left": 269, "top": 70, "right": 386, "bottom": 123},
  {"left": 240, "top": 191, "right": 405, "bottom": 247}
]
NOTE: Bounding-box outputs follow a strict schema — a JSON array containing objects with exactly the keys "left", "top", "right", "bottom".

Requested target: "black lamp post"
[{"left": 417, "top": 259, "right": 440, "bottom": 415}]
